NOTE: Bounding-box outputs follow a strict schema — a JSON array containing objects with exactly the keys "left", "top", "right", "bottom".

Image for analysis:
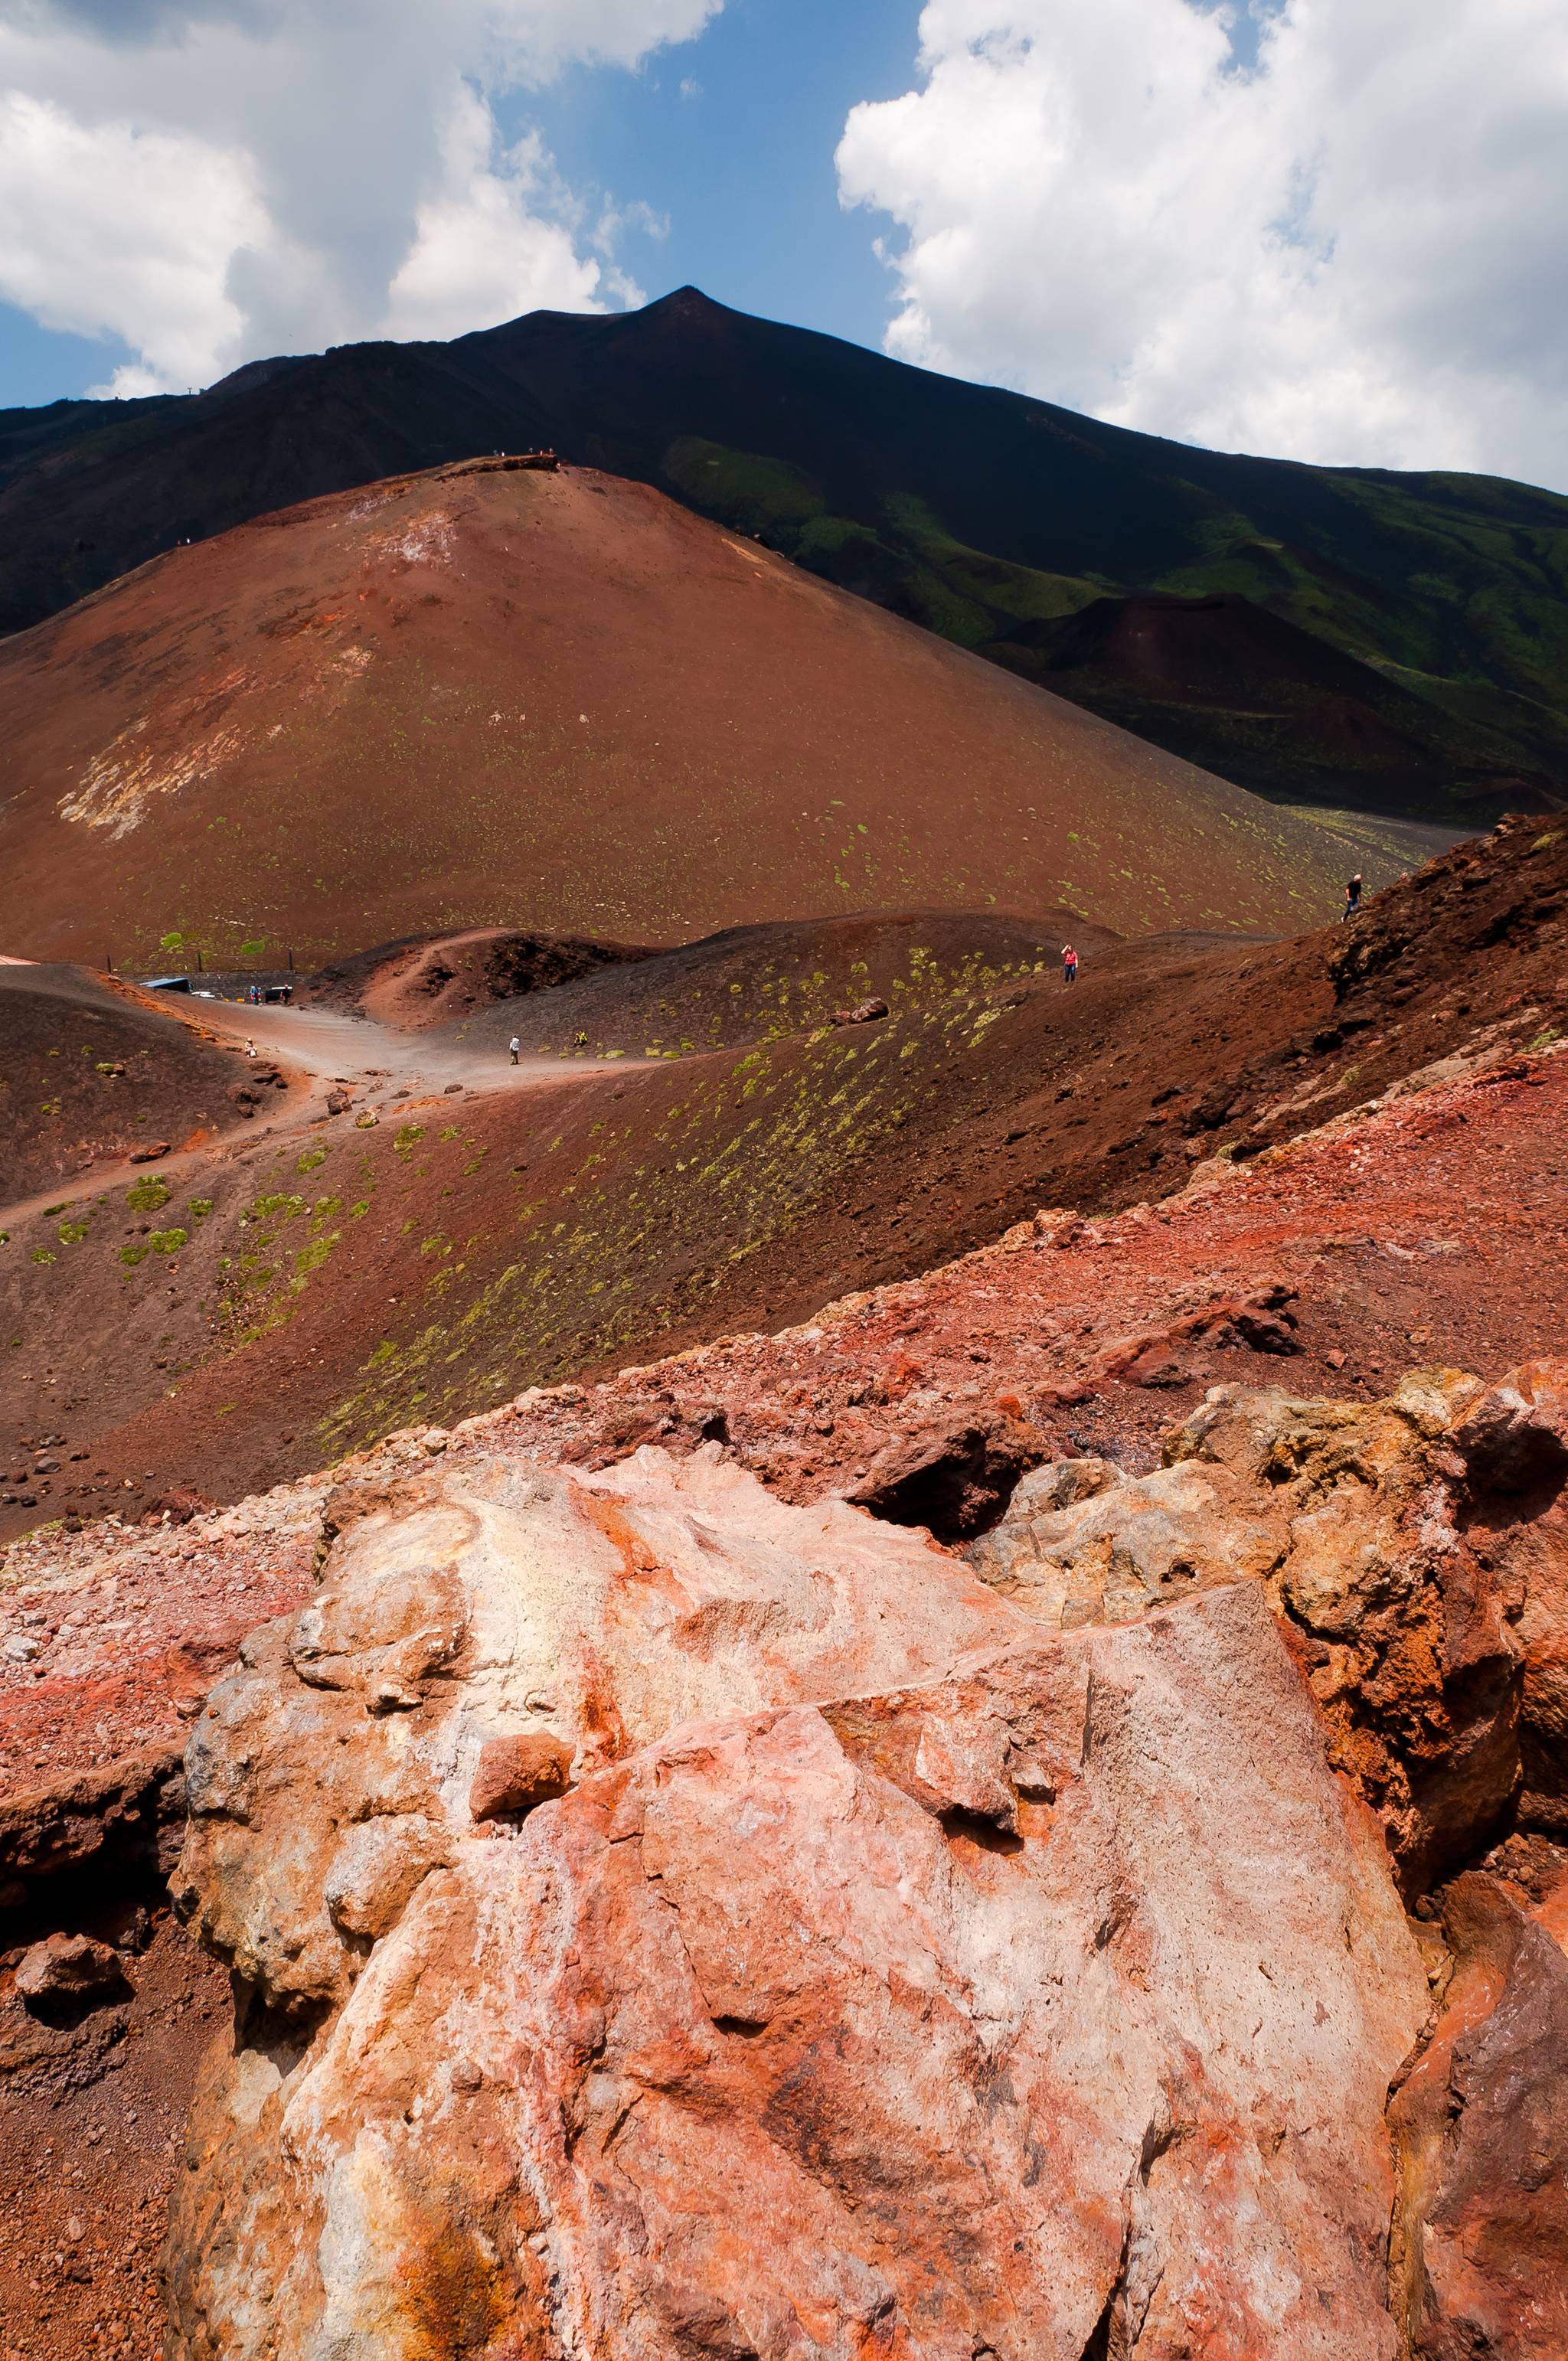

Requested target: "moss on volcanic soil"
[{"left": 318, "top": 988, "right": 1013, "bottom": 1455}]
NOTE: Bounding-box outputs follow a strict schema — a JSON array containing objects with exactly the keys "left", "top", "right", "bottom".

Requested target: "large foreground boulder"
[
  {"left": 173, "top": 1444, "right": 1021, "bottom": 2014},
  {"left": 966, "top": 1362, "right": 1568, "bottom": 1891},
  {"left": 166, "top": 1442, "right": 1436, "bottom": 2359}
]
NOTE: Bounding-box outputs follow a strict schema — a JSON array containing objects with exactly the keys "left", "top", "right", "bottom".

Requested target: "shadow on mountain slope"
[{"left": 3, "top": 287, "right": 1565, "bottom": 820}]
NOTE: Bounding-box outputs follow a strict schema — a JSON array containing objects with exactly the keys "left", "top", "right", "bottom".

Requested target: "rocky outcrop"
[
  {"left": 0, "top": 1739, "right": 185, "bottom": 1898},
  {"left": 175, "top": 1577, "right": 1436, "bottom": 2351},
  {"left": 166, "top": 1438, "right": 1442, "bottom": 2359},
  {"left": 965, "top": 1362, "right": 1568, "bottom": 1892},
  {"left": 843, "top": 1406, "right": 1052, "bottom": 1540},
  {"left": 1389, "top": 1870, "right": 1568, "bottom": 2359},
  {"left": 172, "top": 1445, "right": 1021, "bottom": 2017}
]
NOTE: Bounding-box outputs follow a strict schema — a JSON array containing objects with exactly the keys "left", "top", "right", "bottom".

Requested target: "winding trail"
[
  {"left": 194, "top": 996, "right": 620, "bottom": 1093},
  {"left": 1, "top": 996, "right": 621, "bottom": 1234}
]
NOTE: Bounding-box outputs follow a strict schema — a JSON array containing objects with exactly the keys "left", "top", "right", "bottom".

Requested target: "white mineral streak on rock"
[{"left": 168, "top": 1442, "right": 1429, "bottom": 2361}]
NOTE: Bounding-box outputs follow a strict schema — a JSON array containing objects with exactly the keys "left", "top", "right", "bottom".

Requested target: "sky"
[{"left": 0, "top": 0, "right": 1564, "bottom": 490}]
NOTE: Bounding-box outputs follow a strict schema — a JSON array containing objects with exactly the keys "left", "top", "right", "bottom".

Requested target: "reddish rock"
[
  {"left": 1092, "top": 1281, "right": 1301, "bottom": 1387},
  {"left": 844, "top": 1406, "right": 1051, "bottom": 1540},
  {"left": 1454, "top": 1363, "right": 1568, "bottom": 1838},
  {"left": 967, "top": 1363, "right": 1568, "bottom": 1892},
  {"left": 142, "top": 1487, "right": 214, "bottom": 1526},
  {"left": 469, "top": 1731, "right": 572, "bottom": 1821},
  {"left": 0, "top": 1741, "right": 185, "bottom": 1888},
  {"left": 172, "top": 1442, "right": 1022, "bottom": 2015},
  {"left": 1450, "top": 1358, "right": 1568, "bottom": 1504},
  {"left": 15, "top": 1930, "right": 127, "bottom": 2007},
  {"left": 167, "top": 1576, "right": 1427, "bottom": 2361},
  {"left": 1390, "top": 1870, "right": 1568, "bottom": 2358}
]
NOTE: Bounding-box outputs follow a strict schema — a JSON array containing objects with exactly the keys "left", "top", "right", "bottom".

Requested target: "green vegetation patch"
[
  {"left": 319, "top": 985, "right": 1026, "bottom": 1458},
  {"left": 662, "top": 437, "right": 825, "bottom": 533}
]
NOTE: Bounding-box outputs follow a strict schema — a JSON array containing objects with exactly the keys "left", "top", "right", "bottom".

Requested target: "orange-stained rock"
[
  {"left": 172, "top": 1441, "right": 1024, "bottom": 2013},
  {"left": 166, "top": 1542, "right": 1431, "bottom": 2358},
  {"left": 468, "top": 1731, "right": 571, "bottom": 1821},
  {"left": 1459, "top": 1363, "right": 1568, "bottom": 1839},
  {"left": 15, "top": 1929, "right": 127, "bottom": 2007},
  {"left": 1389, "top": 1868, "right": 1568, "bottom": 2359},
  {"left": 966, "top": 1363, "right": 1568, "bottom": 1891}
]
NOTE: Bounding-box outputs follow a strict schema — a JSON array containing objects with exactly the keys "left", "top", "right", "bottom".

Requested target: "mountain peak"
[{"left": 641, "top": 284, "right": 733, "bottom": 323}]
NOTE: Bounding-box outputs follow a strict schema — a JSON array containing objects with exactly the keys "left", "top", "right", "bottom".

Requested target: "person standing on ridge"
[
  {"left": 508, "top": 1035, "right": 521, "bottom": 1066},
  {"left": 1343, "top": 874, "right": 1364, "bottom": 920},
  {"left": 1062, "top": 944, "right": 1079, "bottom": 986}
]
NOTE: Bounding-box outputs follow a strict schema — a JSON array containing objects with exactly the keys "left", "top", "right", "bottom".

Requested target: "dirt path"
[
  {"left": 193, "top": 996, "right": 620, "bottom": 1089},
  {"left": 0, "top": 1001, "right": 618, "bottom": 1233}
]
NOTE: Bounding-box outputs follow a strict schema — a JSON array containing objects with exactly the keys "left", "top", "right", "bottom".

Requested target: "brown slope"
[
  {"left": 299, "top": 927, "right": 658, "bottom": 1032},
  {"left": 0, "top": 967, "right": 270, "bottom": 1200},
  {"left": 0, "top": 815, "right": 1561, "bottom": 1537},
  {"left": 443, "top": 909, "right": 1119, "bottom": 1057},
  {"left": 0, "top": 457, "right": 1365, "bottom": 971},
  {"left": 982, "top": 590, "right": 1529, "bottom": 815}
]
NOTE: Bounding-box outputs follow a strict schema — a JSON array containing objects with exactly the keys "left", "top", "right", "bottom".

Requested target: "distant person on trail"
[
  {"left": 1343, "top": 874, "right": 1364, "bottom": 920},
  {"left": 508, "top": 1035, "right": 521, "bottom": 1066},
  {"left": 244, "top": 1037, "right": 256, "bottom": 1057},
  {"left": 1062, "top": 944, "right": 1079, "bottom": 985}
]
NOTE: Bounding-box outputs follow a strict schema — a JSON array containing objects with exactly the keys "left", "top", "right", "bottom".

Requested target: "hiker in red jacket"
[{"left": 1062, "top": 944, "right": 1079, "bottom": 985}]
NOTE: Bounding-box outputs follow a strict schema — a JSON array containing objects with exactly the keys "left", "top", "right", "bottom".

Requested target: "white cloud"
[
  {"left": 382, "top": 95, "right": 606, "bottom": 342},
  {"left": 0, "top": 0, "right": 721, "bottom": 390},
  {"left": 837, "top": 0, "right": 1568, "bottom": 489},
  {"left": 0, "top": 89, "right": 263, "bottom": 389}
]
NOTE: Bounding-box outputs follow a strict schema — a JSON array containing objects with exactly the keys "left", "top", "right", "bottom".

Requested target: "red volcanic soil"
[
  {"left": 0, "top": 967, "right": 273, "bottom": 1200},
  {"left": 0, "top": 818, "right": 1563, "bottom": 2361},
  {"left": 0, "top": 458, "right": 1364, "bottom": 972},
  {"left": 3, "top": 893, "right": 1564, "bottom": 1794},
  {"left": 0, "top": 817, "right": 1561, "bottom": 1549},
  {"left": 0, "top": 1899, "right": 229, "bottom": 2359},
  {"left": 300, "top": 926, "right": 658, "bottom": 1033},
  {"left": 378, "top": 1038, "right": 1568, "bottom": 1563}
]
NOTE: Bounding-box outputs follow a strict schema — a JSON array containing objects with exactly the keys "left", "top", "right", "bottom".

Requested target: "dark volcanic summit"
[{"left": 2, "top": 287, "right": 1565, "bottom": 821}]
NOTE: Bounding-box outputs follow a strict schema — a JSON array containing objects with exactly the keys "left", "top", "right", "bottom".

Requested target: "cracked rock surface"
[
  {"left": 966, "top": 1360, "right": 1568, "bottom": 1892},
  {"left": 168, "top": 1440, "right": 1439, "bottom": 2360}
]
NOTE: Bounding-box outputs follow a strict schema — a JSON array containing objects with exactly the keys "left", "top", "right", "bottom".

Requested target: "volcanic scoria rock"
[
  {"left": 844, "top": 1406, "right": 1051, "bottom": 1542},
  {"left": 167, "top": 1439, "right": 1434, "bottom": 2359},
  {"left": 966, "top": 1361, "right": 1568, "bottom": 1891},
  {"left": 15, "top": 1929, "right": 128, "bottom": 2007}
]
